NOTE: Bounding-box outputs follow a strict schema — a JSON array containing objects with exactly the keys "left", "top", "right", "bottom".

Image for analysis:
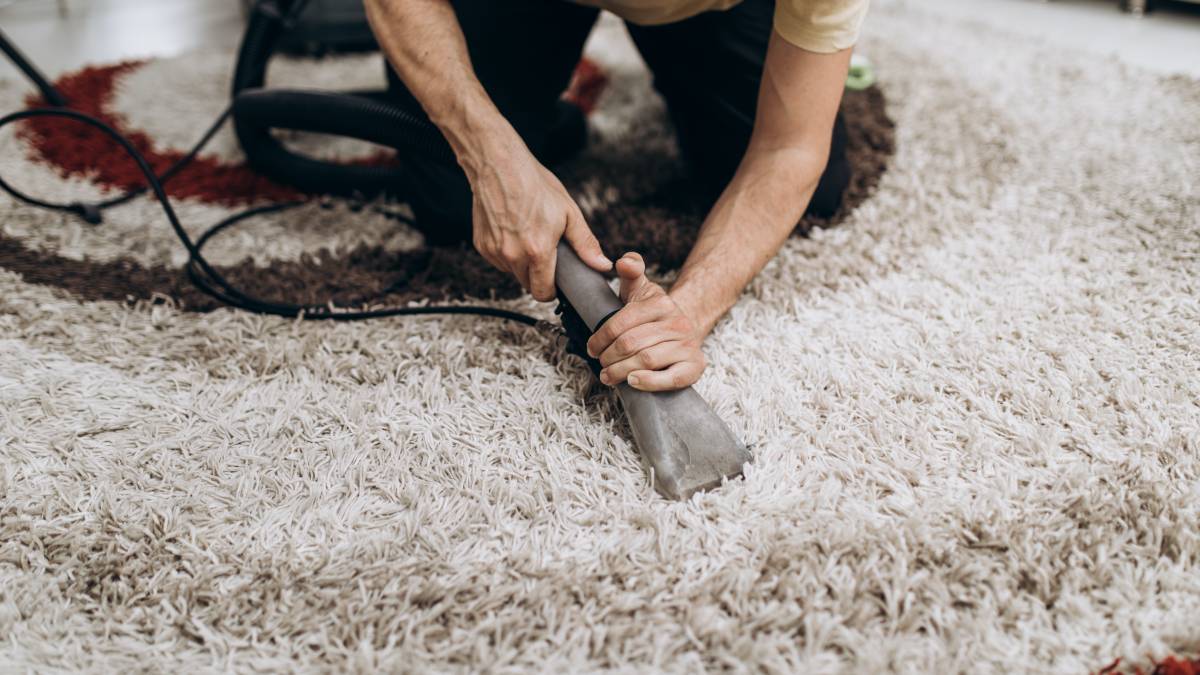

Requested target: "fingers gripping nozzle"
[{"left": 553, "top": 241, "right": 752, "bottom": 500}]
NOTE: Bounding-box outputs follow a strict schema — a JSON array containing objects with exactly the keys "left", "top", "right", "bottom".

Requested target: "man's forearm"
[
  {"left": 363, "top": 0, "right": 524, "bottom": 179},
  {"left": 365, "top": 0, "right": 611, "bottom": 299},
  {"left": 670, "top": 147, "right": 827, "bottom": 336},
  {"left": 669, "top": 32, "right": 851, "bottom": 338}
]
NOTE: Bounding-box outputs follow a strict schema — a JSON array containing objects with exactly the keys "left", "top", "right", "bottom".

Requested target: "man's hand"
[
  {"left": 469, "top": 147, "right": 611, "bottom": 301},
  {"left": 586, "top": 252, "right": 706, "bottom": 392},
  {"left": 363, "top": 0, "right": 609, "bottom": 301}
]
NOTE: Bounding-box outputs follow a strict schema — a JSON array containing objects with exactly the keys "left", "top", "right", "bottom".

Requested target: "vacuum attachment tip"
[{"left": 554, "top": 242, "right": 751, "bottom": 500}]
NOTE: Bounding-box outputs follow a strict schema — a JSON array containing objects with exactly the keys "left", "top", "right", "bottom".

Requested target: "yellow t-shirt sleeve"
[{"left": 773, "top": 0, "right": 869, "bottom": 53}]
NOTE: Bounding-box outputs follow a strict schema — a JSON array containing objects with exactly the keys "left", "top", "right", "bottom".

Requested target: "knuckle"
[
  {"left": 522, "top": 240, "right": 545, "bottom": 258},
  {"left": 596, "top": 324, "right": 616, "bottom": 345},
  {"left": 605, "top": 316, "right": 629, "bottom": 339},
  {"left": 614, "top": 334, "right": 637, "bottom": 356}
]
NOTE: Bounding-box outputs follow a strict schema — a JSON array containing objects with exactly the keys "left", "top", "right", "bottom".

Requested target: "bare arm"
[
  {"left": 587, "top": 32, "right": 852, "bottom": 391},
  {"left": 363, "top": 0, "right": 611, "bottom": 299},
  {"left": 671, "top": 34, "right": 851, "bottom": 335}
]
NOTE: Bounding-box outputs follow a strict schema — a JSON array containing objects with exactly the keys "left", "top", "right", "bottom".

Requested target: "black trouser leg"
[
  {"left": 383, "top": 0, "right": 598, "bottom": 245},
  {"left": 624, "top": 0, "right": 851, "bottom": 218}
]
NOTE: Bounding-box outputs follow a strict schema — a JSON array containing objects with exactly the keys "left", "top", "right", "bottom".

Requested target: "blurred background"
[{"left": 1, "top": 0, "right": 1199, "bottom": 80}]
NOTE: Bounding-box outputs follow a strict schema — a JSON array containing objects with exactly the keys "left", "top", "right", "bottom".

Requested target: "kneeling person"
[{"left": 364, "top": 0, "right": 868, "bottom": 391}]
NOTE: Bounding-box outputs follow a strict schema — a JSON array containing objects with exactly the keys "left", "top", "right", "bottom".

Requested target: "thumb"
[
  {"left": 564, "top": 210, "right": 612, "bottom": 273},
  {"left": 615, "top": 251, "right": 651, "bottom": 302}
]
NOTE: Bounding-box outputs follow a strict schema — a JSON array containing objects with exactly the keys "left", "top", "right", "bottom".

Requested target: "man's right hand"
[
  {"left": 363, "top": 0, "right": 608, "bottom": 299},
  {"left": 466, "top": 147, "right": 612, "bottom": 302}
]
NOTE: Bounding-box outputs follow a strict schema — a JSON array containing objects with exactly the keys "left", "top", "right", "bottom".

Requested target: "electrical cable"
[
  {"left": 0, "top": 105, "right": 541, "bottom": 327},
  {"left": 0, "top": 28, "right": 67, "bottom": 107}
]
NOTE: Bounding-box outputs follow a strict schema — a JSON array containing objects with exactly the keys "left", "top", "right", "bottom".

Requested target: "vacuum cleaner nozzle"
[{"left": 555, "top": 242, "right": 752, "bottom": 500}]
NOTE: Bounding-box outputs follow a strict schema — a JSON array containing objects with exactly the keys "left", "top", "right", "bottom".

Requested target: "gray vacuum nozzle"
[{"left": 554, "top": 242, "right": 752, "bottom": 500}]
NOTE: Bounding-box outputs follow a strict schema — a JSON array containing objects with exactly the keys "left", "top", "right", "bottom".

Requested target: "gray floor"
[
  {"left": 0, "top": 0, "right": 244, "bottom": 77},
  {"left": 877, "top": 0, "right": 1200, "bottom": 77},
  {"left": 1, "top": 0, "right": 1198, "bottom": 83}
]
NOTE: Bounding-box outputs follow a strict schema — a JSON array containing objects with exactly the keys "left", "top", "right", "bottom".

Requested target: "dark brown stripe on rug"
[{"left": 0, "top": 87, "right": 893, "bottom": 312}]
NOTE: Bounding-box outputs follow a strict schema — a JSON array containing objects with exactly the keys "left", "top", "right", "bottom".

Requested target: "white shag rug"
[{"left": 2, "top": 5, "right": 1198, "bottom": 673}]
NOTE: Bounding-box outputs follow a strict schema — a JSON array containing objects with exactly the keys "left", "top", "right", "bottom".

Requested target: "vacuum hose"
[
  {"left": 0, "top": 0, "right": 751, "bottom": 500},
  {"left": 231, "top": 0, "right": 451, "bottom": 198},
  {"left": 231, "top": 0, "right": 752, "bottom": 498},
  {"left": 0, "top": 0, "right": 538, "bottom": 325}
]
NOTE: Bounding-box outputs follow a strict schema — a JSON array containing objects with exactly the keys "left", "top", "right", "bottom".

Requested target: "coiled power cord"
[
  {"left": 0, "top": 0, "right": 544, "bottom": 326},
  {"left": 0, "top": 105, "right": 540, "bottom": 326}
]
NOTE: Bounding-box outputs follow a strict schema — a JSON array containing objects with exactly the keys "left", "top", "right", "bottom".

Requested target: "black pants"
[{"left": 385, "top": 0, "right": 850, "bottom": 245}]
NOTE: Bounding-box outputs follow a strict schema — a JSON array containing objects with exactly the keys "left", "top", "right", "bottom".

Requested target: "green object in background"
[{"left": 846, "top": 54, "right": 876, "bottom": 91}]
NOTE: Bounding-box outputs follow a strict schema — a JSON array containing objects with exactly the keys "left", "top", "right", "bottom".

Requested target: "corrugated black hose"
[
  {"left": 0, "top": 0, "right": 544, "bottom": 326},
  {"left": 0, "top": 106, "right": 539, "bottom": 325}
]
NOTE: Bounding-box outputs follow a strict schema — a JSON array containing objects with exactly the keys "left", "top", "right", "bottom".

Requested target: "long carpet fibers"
[{"left": 1, "top": 6, "right": 1198, "bottom": 673}]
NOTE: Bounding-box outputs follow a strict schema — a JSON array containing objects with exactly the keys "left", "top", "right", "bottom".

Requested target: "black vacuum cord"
[{"left": 0, "top": 105, "right": 540, "bottom": 326}]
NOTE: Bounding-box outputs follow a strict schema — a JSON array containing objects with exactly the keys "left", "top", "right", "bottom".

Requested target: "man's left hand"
[{"left": 586, "top": 252, "right": 706, "bottom": 392}]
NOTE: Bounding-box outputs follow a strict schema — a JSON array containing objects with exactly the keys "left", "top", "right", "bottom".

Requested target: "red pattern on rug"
[
  {"left": 564, "top": 57, "right": 609, "bottom": 115},
  {"left": 1099, "top": 655, "right": 1200, "bottom": 675},
  {"left": 17, "top": 58, "right": 609, "bottom": 206},
  {"left": 20, "top": 62, "right": 306, "bottom": 205}
]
